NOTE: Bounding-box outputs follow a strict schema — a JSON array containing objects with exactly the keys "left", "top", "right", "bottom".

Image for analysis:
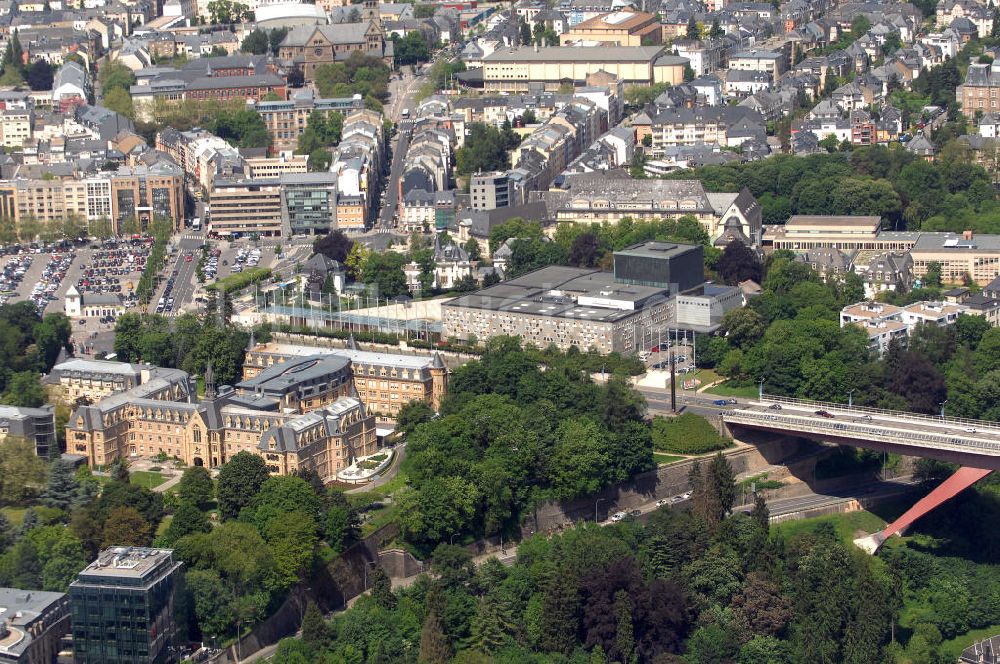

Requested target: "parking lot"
[
  {"left": 643, "top": 341, "right": 696, "bottom": 373},
  {"left": 0, "top": 243, "right": 80, "bottom": 314},
  {"left": 76, "top": 238, "right": 152, "bottom": 320}
]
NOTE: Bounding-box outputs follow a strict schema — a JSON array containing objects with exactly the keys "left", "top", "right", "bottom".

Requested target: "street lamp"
[
  {"left": 595, "top": 497, "right": 606, "bottom": 522},
  {"left": 450, "top": 533, "right": 459, "bottom": 545},
  {"left": 758, "top": 377, "right": 765, "bottom": 402},
  {"left": 940, "top": 400, "right": 948, "bottom": 419},
  {"left": 848, "top": 389, "right": 855, "bottom": 409},
  {"left": 363, "top": 560, "right": 377, "bottom": 590}
]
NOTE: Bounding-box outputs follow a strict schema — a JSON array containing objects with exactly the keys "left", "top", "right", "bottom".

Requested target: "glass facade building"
[{"left": 70, "top": 547, "right": 182, "bottom": 664}]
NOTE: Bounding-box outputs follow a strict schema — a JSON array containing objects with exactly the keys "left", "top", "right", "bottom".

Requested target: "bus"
[
  {"left": 192, "top": 217, "right": 201, "bottom": 231},
  {"left": 401, "top": 108, "right": 410, "bottom": 119}
]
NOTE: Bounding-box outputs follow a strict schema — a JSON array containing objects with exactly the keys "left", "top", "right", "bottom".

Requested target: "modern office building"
[
  {"left": 675, "top": 283, "right": 744, "bottom": 332},
  {"left": 613, "top": 241, "right": 705, "bottom": 293},
  {"left": 469, "top": 171, "right": 512, "bottom": 210},
  {"left": 109, "top": 163, "right": 186, "bottom": 232},
  {"left": 442, "top": 265, "right": 674, "bottom": 353},
  {"left": 0, "top": 587, "right": 70, "bottom": 664},
  {"left": 70, "top": 547, "right": 183, "bottom": 664},
  {"left": 208, "top": 177, "right": 283, "bottom": 237},
  {"left": 0, "top": 405, "right": 56, "bottom": 457},
  {"left": 280, "top": 172, "right": 338, "bottom": 235}
]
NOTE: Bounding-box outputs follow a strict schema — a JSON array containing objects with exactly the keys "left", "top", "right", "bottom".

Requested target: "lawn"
[
  {"left": 774, "top": 509, "right": 888, "bottom": 545},
  {"left": 156, "top": 514, "right": 173, "bottom": 538},
  {"left": 130, "top": 471, "right": 167, "bottom": 489},
  {"left": 654, "top": 453, "right": 685, "bottom": 465},
  {"left": 687, "top": 368, "right": 722, "bottom": 389},
  {"left": 939, "top": 624, "right": 1000, "bottom": 660},
  {"left": 703, "top": 381, "right": 760, "bottom": 398},
  {"left": 1, "top": 506, "right": 27, "bottom": 526}
]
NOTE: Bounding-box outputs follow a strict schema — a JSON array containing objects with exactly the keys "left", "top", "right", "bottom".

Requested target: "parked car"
[
  {"left": 655, "top": 498, "right": 669, "bottom": 507},
  {"left": 610, "top": 511, "right": 626, "bottom": 522}
]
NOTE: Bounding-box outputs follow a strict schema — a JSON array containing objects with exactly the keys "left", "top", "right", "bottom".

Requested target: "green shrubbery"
[
  {"left": 205, "top": 267, "right": 272, "bottom": 294},
  {"left": 651, "top": 413, "right": 730, "bottom": 454}
]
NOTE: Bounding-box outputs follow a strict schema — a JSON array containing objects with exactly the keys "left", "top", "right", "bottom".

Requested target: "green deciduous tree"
[
  {"left": 1, "top": 371, "right": 46, "bottom": 407},
  {"left": 102, "top": 506, "right": 152, "bottom": 547},
  {"left": 161, "top": 501, "right": 211, "bottom": 546},
  {"left": 455, "top": 123, "right": 520, "bottom": 175},
  {"left": 0, "top": 437, "right": 47, "bottom": 503},
  {"left": 217, "top": 451, "right": 270, "bottom": 520},
  {"left": 178, "top": 466, "right": 214, "bottom": 509}
]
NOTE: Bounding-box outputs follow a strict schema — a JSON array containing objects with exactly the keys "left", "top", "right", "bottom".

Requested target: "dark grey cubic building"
[
  {"left": 0, "top": 405, "right": 56, "bottom": 458},
  {"left": 70, "top": 547, "right": 183, "bottom": 664},
  {"left": 613, "top": 241, "right": 704, "bottom": 293}
]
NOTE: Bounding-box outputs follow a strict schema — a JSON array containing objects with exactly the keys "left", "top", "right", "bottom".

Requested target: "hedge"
[{"left": 651, "top": 413, "right": 731, "bottom": 455}]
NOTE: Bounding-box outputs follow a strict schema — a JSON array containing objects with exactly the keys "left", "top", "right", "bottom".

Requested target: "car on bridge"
[
  {"left": 815, "top": 410, "right": 835, "bottom": 418},
  {"left": 768, "top": 403, "right": 782, "bottom": 410},
  {"left": 713, "top": 398, "right": 739, "bottom": 406}
]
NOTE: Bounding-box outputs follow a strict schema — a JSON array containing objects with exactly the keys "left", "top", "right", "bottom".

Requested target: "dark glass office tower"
[{"left": 70, "top": 547, "right": 183, "bottom": 664}]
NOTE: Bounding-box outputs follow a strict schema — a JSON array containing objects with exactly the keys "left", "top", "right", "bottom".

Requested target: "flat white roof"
[{"left": 262, "top": 343, "right": 435, "bottom": 370}]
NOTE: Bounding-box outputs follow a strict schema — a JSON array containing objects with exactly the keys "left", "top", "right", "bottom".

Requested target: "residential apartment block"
[
  {"left": 535, "top": 171, "right": 762, "bottom": 246},
  {"left": 841, "top": 299, "right": 972, "bottom": 354},
  {"left": 254, "top": 89, "right": 365, "bottom": 152},
  {"left": 0, "top": 160, "right": 184, "bottom": 234},
  {"left": 958, "top": 61, "right": 1000, "bottom": 118}
]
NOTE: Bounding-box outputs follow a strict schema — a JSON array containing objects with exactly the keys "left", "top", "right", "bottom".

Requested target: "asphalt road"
[
  {"left": 639, "top": 386, "right": 739, "bottom": 417},
  {"left": 148, "top": 237, "right": 202, "bottom": 316},
  {"left": 378, "top": 121, "right": 412, "bottom": 229}
]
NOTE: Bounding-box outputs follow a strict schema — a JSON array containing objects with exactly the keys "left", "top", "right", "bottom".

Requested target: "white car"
[
  {"left": 655, "top": 498, "right": 669, "bottom": 507},
  {"left": 610, "top": 511, "right": 626, "bottom": 522}
]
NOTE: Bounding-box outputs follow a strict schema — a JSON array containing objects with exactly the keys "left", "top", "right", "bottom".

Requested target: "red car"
[{"left": 185, "top": 254, "right": 193, "bottom": 262}]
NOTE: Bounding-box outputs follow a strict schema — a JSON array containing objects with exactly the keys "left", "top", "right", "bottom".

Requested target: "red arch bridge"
[{"left": 723, "top": 394, "right": 1000, "bottom": 554}]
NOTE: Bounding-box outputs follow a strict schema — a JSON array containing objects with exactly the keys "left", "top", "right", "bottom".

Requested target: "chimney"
[{"left": 964, "top": 229, "right": 974, "bottom": 240}]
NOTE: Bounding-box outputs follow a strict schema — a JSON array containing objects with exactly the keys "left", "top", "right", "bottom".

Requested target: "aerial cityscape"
[{"left": 1, "top": 0, "right": 1000, "bottom": 661}]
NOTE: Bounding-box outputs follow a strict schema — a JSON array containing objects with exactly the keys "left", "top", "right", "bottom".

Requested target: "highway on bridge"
[{"left": 724, "top": 395, "right": 1000, "bottom": 470}]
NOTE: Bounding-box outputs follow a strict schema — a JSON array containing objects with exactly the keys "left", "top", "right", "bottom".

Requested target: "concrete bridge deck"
[
  {"left": 723, "top": 394, "right": 999, "bottom": 553},
  {"left": 723, "top": 394, "right": 1000, "bottom": 470}
]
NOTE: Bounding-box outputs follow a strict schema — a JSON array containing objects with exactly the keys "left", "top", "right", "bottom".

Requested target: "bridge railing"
[
  {"left": 759, "top": 393, "right": 1000, "bottom": 432},
  {"left": 724, "top": 410, "right": 1000, "bottom": 456}
]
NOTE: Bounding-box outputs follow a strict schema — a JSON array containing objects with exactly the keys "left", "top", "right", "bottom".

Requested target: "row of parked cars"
[
  {"left": 203, "top": 248, "right": 222, "bottom": 280},
  {"left": 31, "top": 252, "right": 75, "bottom": 312},
  {"left": 156, "top": 268, "right": 180, "bottom": 314},
  {"left": 0, "top": 255, "right": 32, "bottom": 306}
]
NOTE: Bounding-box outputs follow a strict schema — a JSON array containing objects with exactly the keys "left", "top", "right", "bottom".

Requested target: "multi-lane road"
[{"left": 147, "top": 237, "right": 202, "bottom": 316}]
